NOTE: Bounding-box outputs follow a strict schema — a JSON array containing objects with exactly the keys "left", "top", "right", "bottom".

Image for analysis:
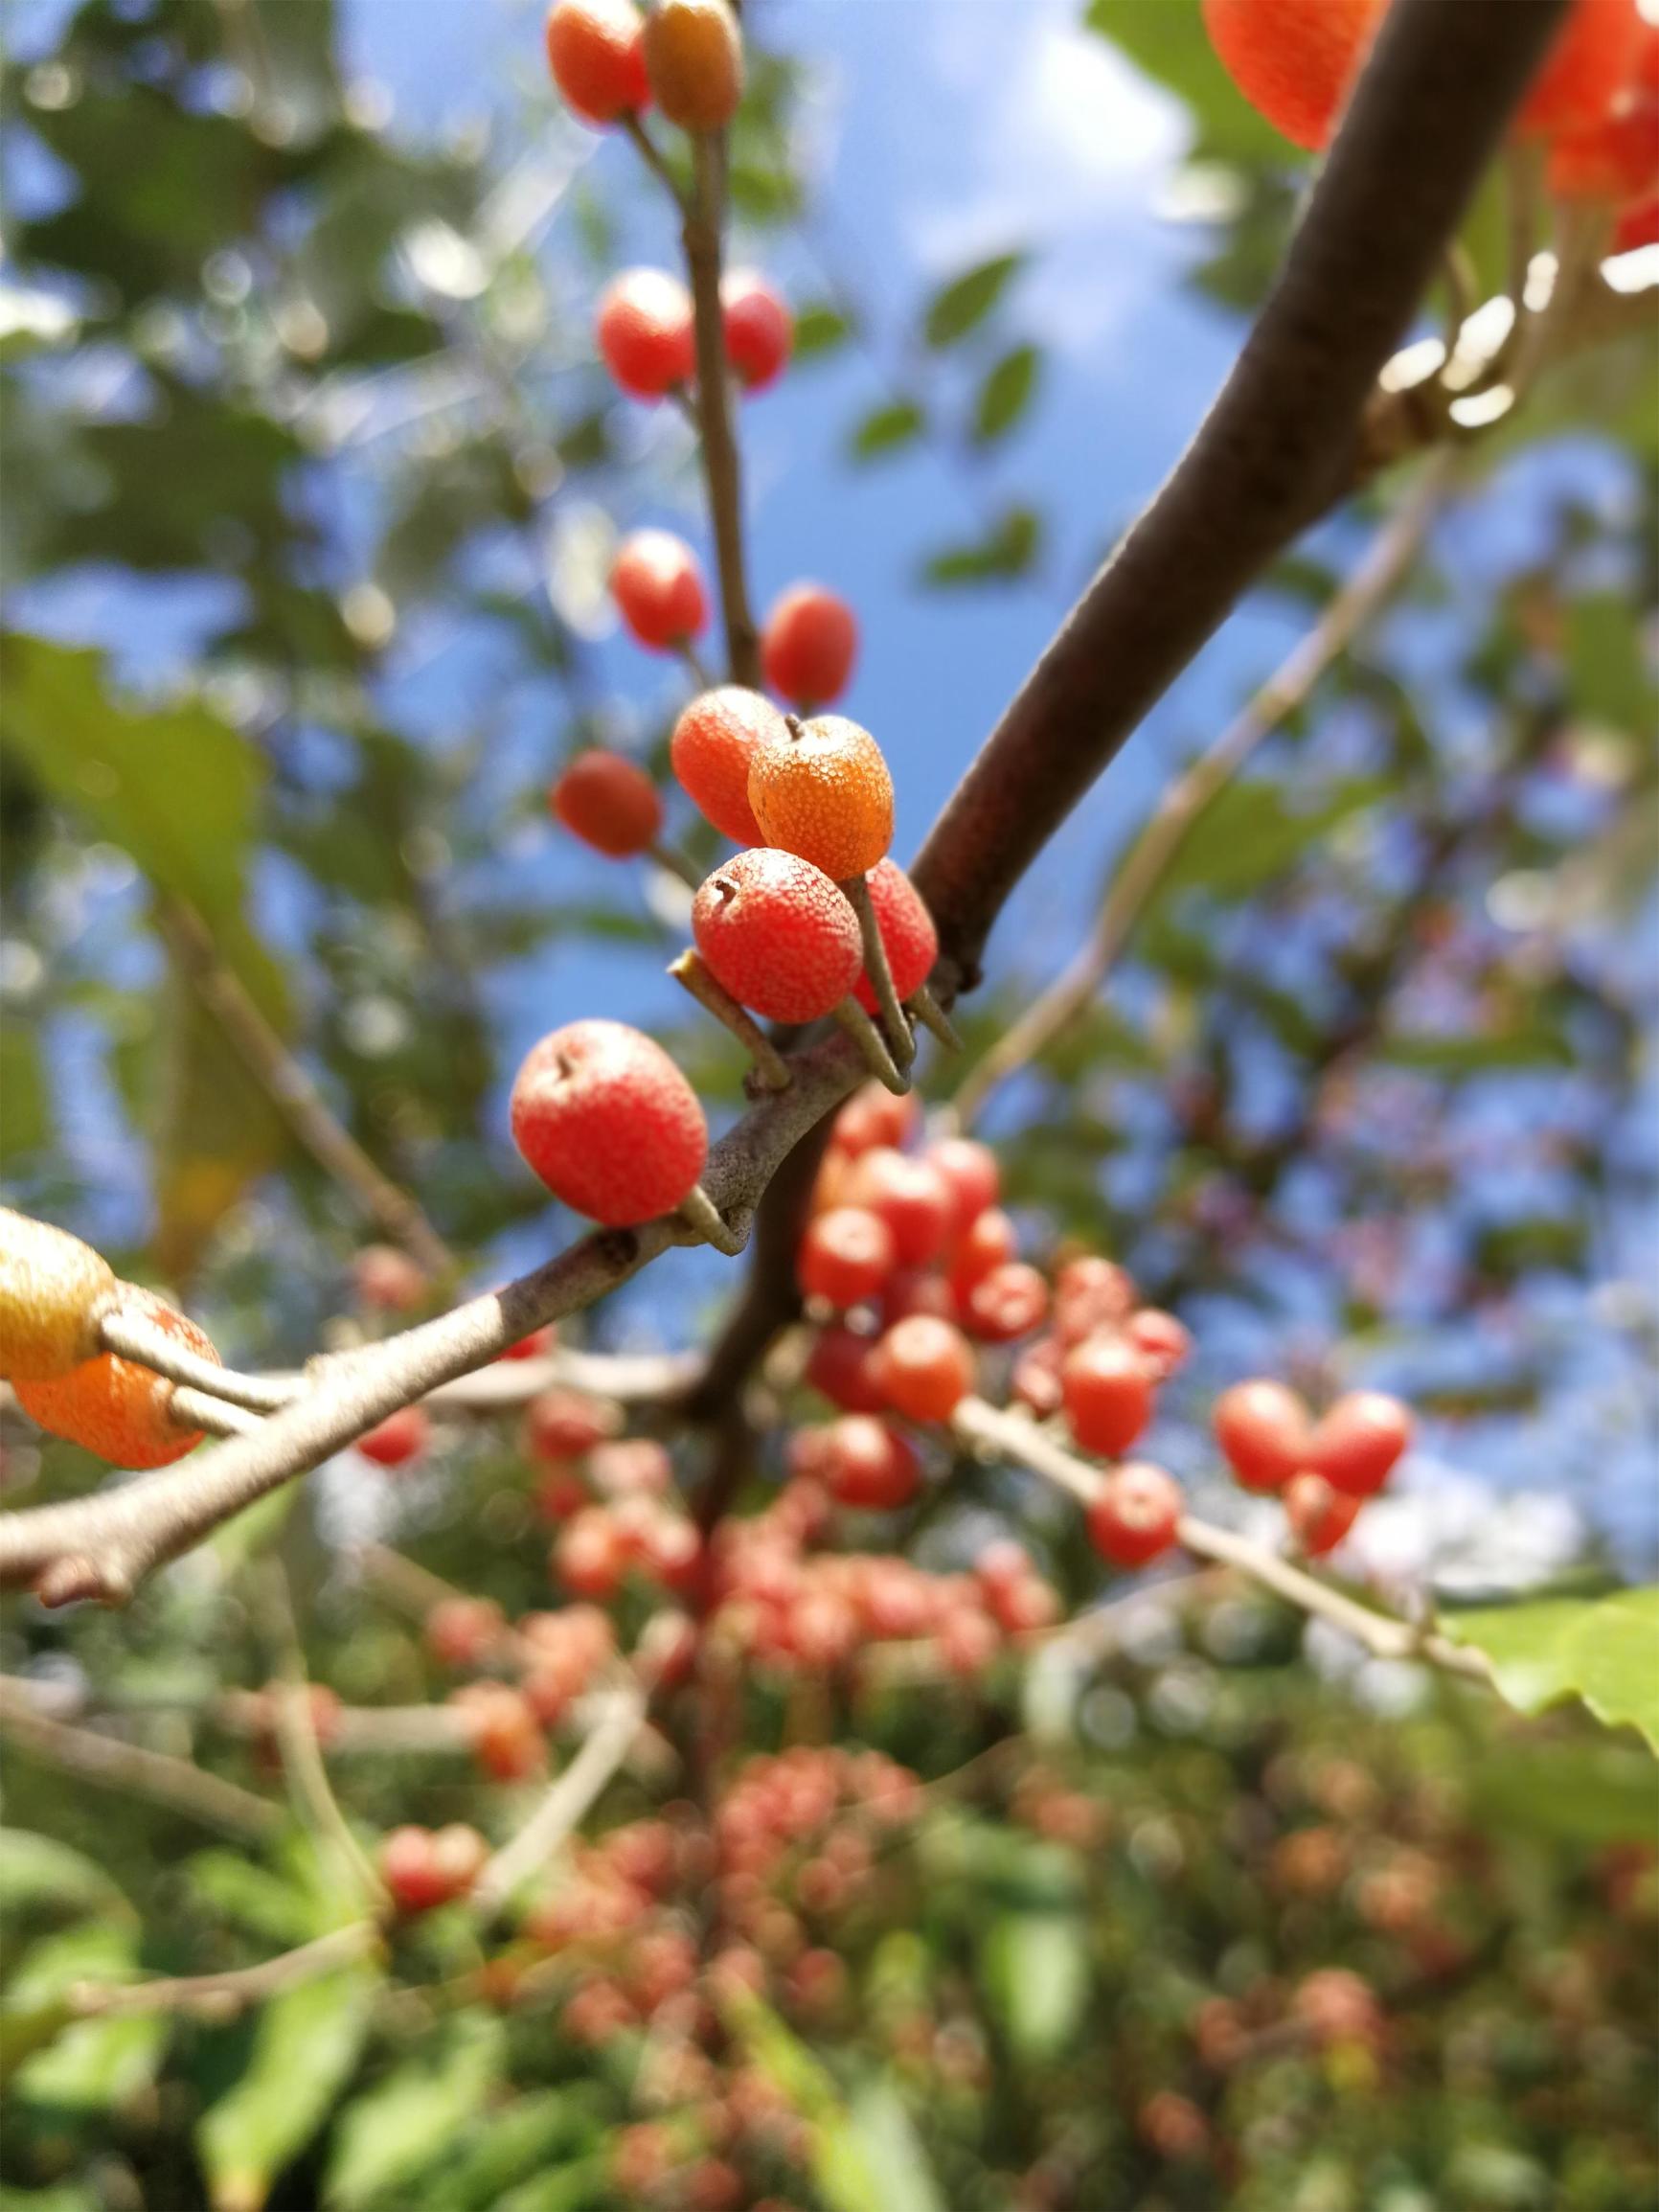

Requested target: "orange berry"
[
  {"left": 1212, "top": 1378, "right": 1311, "bottom": 1493},
  {"left": 720, "top": 269, "right": 792, "bottom": 390},
  {"left": 1202, "top": 0, "right": 1387, "bottom": 150},
  {"left": 554, "top": 1503, "right": 628, "bottom": 1598},
  {"left": 511, "top": 1019, "right": 708, "bottom": 1227},
  {"left": 611, "top": 528, "right": 707, "bottom": 648},
  {"left": 1306, "top": 1388, "right": 1412, "bottom": 1497},
  {"left": 380, "top": 1822, "right": 489, "bottom": 1913},
  {"left": 872, "top": 1313, "right": 975, "bottom": 1423},
  {"left": 1125, "top": 1308, "right": 1193, "bottom": 1380},
  {"left": 1614, "top": 190, "right": 1659, "bottom": 247},
  {"left": 819, "top": 1415, "right": 920, "bottom": 1509},
  {"left": 949, "top": 1206, "right": 1017, "bottom": 1296},
  {"left": 852, "top": 858, "right": 938, "bottom": 1013},
  {"left": 747, "top": 713, "right": 892, "bottom": 881},
  {"left": 1517, "top": 0, "right": 1643, "bottom": 137},
  {"left": 1061, "top": 1334, "right": 1154, "bottom": 1457},
  {"left": 830, "top": 1080, "right": 920, "bottom": 1157},
  {"left": 551, "top": 748, "right": 663, "bottom": 856},
  {"left": 424, "top": 1596, "right": 507, "bottom": 1670},
  {"left": 928, "top": 1137, "right": 1000, "bottom": 1231},
  {"left": 0, "top": 1207, "right": 116, "bottom": 1380},
  {"left": 1052, "top": 1254, "right": 1136, "bottom": 1344},
  {"left": 15, "top": 1284, "right": 218, "bottom": 1469},
  {"left": 523, "top": 1385, "right": 616, "bottom": 1462},
  {"left": 596, "top": 269, "right": 695, "bottom": 399},
  {"left": 760, "top": 583, "right": 857, "bottom": 708},
  {"left": 670, "top": 685, "right": 785, "bottom": 842},
  {"left": 693, "top": 848, "right": 863, "bottom": 1021},
  {"left": 643, "top": 0, "right": 743, "bottom": 131},
  {"left": 798, "top": 1206, "right": 898, "bottom": 1310},
  {"left": 545, "top": 0, "right": 649, "bottom": 125},
  {"left": 960, "top": 1260, "right": 1049, "bottom": 1344},
  {"left": 1087, "top": 1460, "right": 1183, "bottom": 1569},
  {"left": 452, "top": 1682, "right": 545, "bottom": 1780},
  {"left": 1284, "top": 1471, "right": 1362, "bottom": 1558}
]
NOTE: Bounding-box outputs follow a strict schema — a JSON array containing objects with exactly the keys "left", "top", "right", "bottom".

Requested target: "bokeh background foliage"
[{"left": 0, "top": 0, "right": 1656, "bottom": 2206}]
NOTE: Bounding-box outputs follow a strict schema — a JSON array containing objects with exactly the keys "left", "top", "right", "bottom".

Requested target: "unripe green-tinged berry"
[
  {"left": 552, "top": 749, "right": 664, "bottom": 856},
  {"left": 760, "top": 583, "right": 858, "bottom": 708},
  {"left": 874, "top": 1313, "right": 975, "bottom": 1423},
  {"left": 1087, "top": 1460, "right": 1183, "bottom": 1569},
  {"left": 720, "top": 269, "right": 793, "bottom": 390},
  {"left": 670, "top": 686, "right": 784, "bottom": 842},
  {"left": 545, "top": 0, "right": 649, "bottom": 124},
  {"left": 358, "top": 1404, "right": 430, "bottom": 1469},
  {"left": 597, "top": 270, "right": 695, "bottom": 399},
  {"left": 1061, "top": 1333, "right": 1153, "bottom": 1457},
  {"left": 1517, "top": 0, "right": 1643, "bottom": 138},
  {"left": 612, "top": 529, "right": 708, "bottom": 648},
  {"left": 692, "top": 847, "right": 862, "bottom": 1022},
  {"left": 643, "top": 0, "right": 743, "bottom": 131},
  {"left": 0, "top": 1207, "right": 117, "bottom": 1380},
  {"left": 1212, "top": 1377, "right": 1311, "bottom": 1493},
  {"left": 1284, "top": 1471, "right": 1362, "bottom": 1557},
  {"left": 15, "top": 1284, "right": 218, "bottom": 1469},
  {"left": 797, "top": 1206, "right": 897, "bottom": 1309},
  {"left": 1307, "top": 1388, "right": 1411, "bottom": 1497},
  {"left": 747, "top": 712, "right": 891, "bottom": 880},
  {"left": 853, "top": 858, "right": 938, "bottom": 1014},
  {"left": 1202, "top": 0, "right": 1386, "bottom": 150},
  {"left": 819, "top": 1415, "right": 920, "bottom": 1509},
  {"left": 511, "top": 1018, "right": 708, "bottom": 1225}
]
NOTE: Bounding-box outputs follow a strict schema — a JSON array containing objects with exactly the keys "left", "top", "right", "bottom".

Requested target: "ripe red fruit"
[
  {"left": 1614, "top": 191, "right": 1659, "bottom": 248},
  {"left": 611, "top": 527, "right": 707, "bottom": 648},
  {"left": 16, "top": 1284, "right": 219, "bottom": 1470},
  {"left": 523, "top": 1386, "right": 615, "bottom": 1462},
  {"left": 1202, "top": 0, "right": 1386, "bottom": 150},
  {"left": 798, "top": 1206, "right": 898, "bottom": 1309},
  {"left": 596, "top": 269, "right": 695, "bottom": 399},
  {"left": 1126, "top": 1308, "right": 1193, "bottom": 1380},
  {"left": 692, "top": 848, "right": 863, "bottom": 1021},
  {"left": 380, "top": 1822, "right": 489, "bottom": 1913},
  {"left": 498, "top": 1323, "right": 556, "bottom": 1361},
  {"left": 880, "top": 1267, "right": 956, "bottom": 1326},
  {"left": 720, "top": 269, "right": 793, "bottom": 389},
  {"left": 961, "top": 1261, "right": 1050, "bottom": 1343},
  {"left": 1212, "top": 1378, "right": 1312, "bottom": 1494},
  {"left": 1517, "top": 0, "right": 1643, "bottom": 138},
  {"left": 1087, "top": 1460, "right": 1183, "bottom": 1569},
  {"left": 511, "top": 1019, "right": 708, "bottom": 1226},
  {"left": 357, "top": 1403, "right": 430, "bottom": 1469},
  {"left": 670, "top": 686, "right": 785, "bottom": 843},
  {"left": 830, "top": 1081, "right": 920, "bottom": 1157},
  {"left": 853, "top": 858, "right": 938, "bottom": 1014},
  {"left": 747, "top": 712, "right": 891, "bottom": 881},
  {"left": 590, "top": 1436, "right": 672, "bottom": 1495},
  {"left": 842, "top": 1147, "right": 952, "bottom": 1267},
  {"left": 453, "top": 1683, "right": 544, "bottom": 1781},
  {"left": 928, "top": 1137, "right": 1000, "bottom": 1231},
  {"left": 643, "top": 0, "right": 743, "bottom": 131},
  {"left": 551, "top": 748, "right": 663, "bottom": 857},
  {"left": 425, "top": 1596, "right": 506, "bottom": 1670},
  {"left": 819, "top": 1415, "right": 920, "bottom": 1509},
  {"left": 1011, "top": 1333, "right": 1065, "bottom": 1418},
  {"left": 1547, "top": 33, "right": 1659, "bottom": 198},
  {"left": 804, "top": 1323, "right": 886, "bottom": 1413},
  {"left": 1284, "top": 1471, "right": 1362, "bottom": 1558},
  {"left": 555, "top": 1504, "right": 628, "bottom": 1597},
  {"left": 949, "top": 1206, "right": 1017, "bottom": 1295},
  {"left": 1293, "top": 1967, "right": 1383, "bottom": 2049},
  {"left": 872, "top": 1314, "right": 975, "bottom": 1423},
  {"left": 545, "top": 0, "right": 649, "bottom": 124},
  {"left": 1062, "top": 1334, "right": 1154, "bottom": 1457},
  {"left": 1053, "top": 1254, "right": 1136, "bottom": 1345},
  {"left": 759, "top": 584, "right": 858, "bottom": 709},
  {"left": 1306, "top": 1388, "right": 1412, "bottom": 1497},
  {"left": 351, "top": 1243, "right": 427, "bottom": 1313}
]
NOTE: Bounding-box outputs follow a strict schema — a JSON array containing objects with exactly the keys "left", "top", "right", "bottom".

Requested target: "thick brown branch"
[
  {"left": 909, "top": 0, "right": 1569, "bottom": 982},
  {"left": 684, "top": 133, "right": 761, "bottom": 686}
]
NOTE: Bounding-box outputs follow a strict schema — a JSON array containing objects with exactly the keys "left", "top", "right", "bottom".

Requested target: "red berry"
[
  {"left": 1518, "top": 0, "right": 1643, "bottom": 137},
  {"left": 805, "top": 1323, "right": 886, "bottom": 1412},
  {"left": 747, "top": 712, "right": 891, "bottom": 880},
  {"left": 425, "top": 1596, "right": 506, "bottom": 1669},
  {"left": 949, "top": 1206, "right": 1017, "bottom": 1296},
  {"left": 1062, "top": 1334, "right": 1153, "bottom": 1457},
  {"left": 720, "top": 269, "right": 793, "bottom": 390},
  {"left": 555, "top": 1505, "right": 628, "bottom": 1598},
  {"left": 830, "top": 1081, "right": 920, "bottom": 1157},
  {"left": 692, "top": 848, "right": 862, "bottom": 1022},
  {"left": 798, "top": 1206, "right": 898, "bottom": 1309},
  {"left": 1053, "top": 1254, "right": 1136, "bottom": 1345},
  {"left": 1087, "top": 1461, "right": 1183, "bottom": 1569},
  {"left": 453, "top": 1684, "right": 545, "bottom": 1781},
  {"left": 1306, "top": 1389, "right": 1412, "bottom": 1498},
  {"left": 643, "top": 0, "right": 743, "bottom": 131},
  {"left": 937, "top": 1605, "right": 1001, "bottom": 1677},
  {"left": 352, "top": 1243, "right": 426, "bottom": 1313},
  {"left": 551, "top": 748, "right": 663, "bottom": 856},
  {"left": 1284, "top": 1471, "right": 1362, "bottom": 1558},
  {"left": 1547, "top": 32, "right": 1659, "bottom": 198},
  {"left": 872, "top": 1314, "right": 975, "bottom": 1424},
  {"left": 961, "top": 1261, "right": 1050, "bottom": 1343},
  {"left": 589, "top": 1436, "right": 672, "bottom": 1495},
  {"left": 596, "top": 270, "right": 695, "bottom": 399},
  {"left": 819, "top": 1415, "right": 920, "bottom": 1509},
  {"left": 357, "top": 1403, "right": 430, "bottom": 1469},
  {"left": 545, "top": 0, "right": 649, "bottom": 124},
  {"left": 1614, "top": 191, "right": 1659, "bottom": 247},
  {"left": 760, "top": 584, "right": 858, "bottom": 709},
  {"left": 853, "top": 858, "right": 938, "bottom": 1013},
  {"left": 15, "top": 1285, "right": 217, "bottom": 1470},
  {"left": 1202, "top": 0, "right": 1386, "bottom": 149},
  {"left": 928, "top": 1137, "right": 1000, "bottom": 1231},
  {"left": 381, "top": 1822, "right": 489, "bottom": 1913},
  {"left": 1293, "top": 1967, "right": 1383, "bottom": 2049},
  {"left": 498, "top": 1323, "right": 556, "bottom": 1361},
  {"left": 1126, "top": 1308, "right": 1193, "bottom": 1380},
  {"left": 879, "top": 1267, "right": 956, "bottom": 1326},
  {"left": 523, "top": 1386, "right": 615, "bottom": 1461},
  {"left": 670, "top": 686, "right": 785, "bottom": 843},
  {"left": 1011, "top": 1333, "right": 1065, "bottom": 1418},
  {"left": 842, "top": 1147, "right": 952, "bottom": 1267},
  {"left": 511, "top": 1019, "right": 708, "bottom": 1226},
  {"left": 1212, "top": 1378, "right": 1311, "bottom": 1494},
  {"left": 611, "top": 527, "right": 707, "bottom": 647}
]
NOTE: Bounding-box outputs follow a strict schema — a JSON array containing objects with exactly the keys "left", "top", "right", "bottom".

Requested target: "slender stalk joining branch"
[
  {"left": 670, "top": 949, "right": 792, "bottom": 1090},
  {"left": 683, "top": 132, "right": 761, "bottom": 687},
  {"left": 473, "top": 1688, "right": 647, "bottom": 1917},
  {"left": 0, "top": 1681, "right": 281, "bottom": 1840},
  {"left": 950, "top": 453, "right": 1454, "bottom": 1129},
  {"left": 99, "top": 1307, "right": 293, "bottom": 1413},
  {"left": 840, "top": 875, "right": 917, "bottom": 1073},
  {"left": 171, "top": 1386, "right": 265, "bottom": 1440},
  {"left": 67, "top": 1922, "right": 379, "bottom": 2020}
]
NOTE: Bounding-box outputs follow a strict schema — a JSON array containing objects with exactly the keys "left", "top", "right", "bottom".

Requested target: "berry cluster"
[{"left": 1213, "top": 1375, "right": 1412, "bottom": 1557}]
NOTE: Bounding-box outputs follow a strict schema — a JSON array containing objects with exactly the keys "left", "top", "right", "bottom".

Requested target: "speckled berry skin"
[
  {"left": 16, "top": 1284, "right": 218, "bottom": 1469},
  {"left": 511, "top": 1018, "right": 708, "bottom": 1226},
  {"left": 612, "top": 529, "right": 708, "bottom": 649},
  {"left": 692, "top": 848, "right": 862, "bottom": 1022},
  {"left": 720, "top": 270, "right": 792, "bottom": 390},
  {"left": 760, "top": 583, "right": 857, "bottom": 707},
  {"left": 545, "top": 0, "right": 650, "bottom": 125},
  {"left": 747, "top": 714, "right": 893, "bottom": 881},
  {"left": 552, "top": 749, "right": 663, "bottom": 856},
  {"left": 596, "top": 270, "right": 695, "bottom": 399},
  {"left": 643, "top": 0, "right": 743, "bottom": 131},
  {"left": 0, "top": 1207, "right": 116, "bottom": 1380},
  {"left": 1518, "top": 0, "right": 1643, "bottom": 138},
  {"left": 1202, "top": 0, "right": 1385, "bottom": 149},
  {"left": 670, "top": 686, "right": 785, "bottom": 843},
  {"left": 853, "top": 857, "right": 937, "bottom": 1012}
]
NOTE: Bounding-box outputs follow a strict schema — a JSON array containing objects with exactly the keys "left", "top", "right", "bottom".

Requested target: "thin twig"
[
  {"left": 99, "top": 1308, "right": 292, "bottom": 1413},
  {"left": 472, "top": 1688, "right": 647, "bottom": 1917},
  {"left": 670, "top": 949, "right": 792, "bottom": 1089},
  {"left": 683, "top": 132, "right": 760, "bottom": 686},
  {"left": 624, "top": 111, "right": 689, "bottom": 212},
  {"left": 67, "top": 1922, "right": 378, "bottom": 2019},
  {"left": 171, "top": 1385, "right": 265, "bottom": 1440},
  {"left": 649, "top": 838, "right": 703, "bottom": 891},
  {"left": 0, "top": 1682, "right": 280, "bottom": 1840}
]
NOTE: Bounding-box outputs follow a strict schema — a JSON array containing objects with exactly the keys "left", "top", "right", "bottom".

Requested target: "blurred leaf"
[
  {"left": 1564, "top": 591, "right": 1657, "bottom": 730},
  {"left": 793, "top": 301, "right": 853, "bottom": 358},
  {"left": 184, "top": 1854, "right": 325, "bottom": 1952},
  {"left": 421, "top": 2089, "right": 601, "bottom": 2211},
  {"left": 979, "top": 1910, "right": 1091, "bottom": 2063},
  {"left": 971, "top": 342, "right": 1041, "bottom": 443},
  {"left": 1086, "top": 0, "right": 1289, "bottom": 163},
  {"left": 1470, "top": 1742, "right": 1659, "bottom": 1844},
  {"left": 920, "top": 505, "right": 1043, "bottom": 586},
  {"left": 1380, "top": 1028, "right": 1574, "bottom": 1073},
  {"left": 8, "top": 1926, "right": 163, "bottom": 2112},
  {"left": 0, "top": 1021, "right": 47, "bottom": 1158},
  {"left": 1442, "top": 1588, "right": 1659, "bottom": 1751},
  {"left": 197, "top": 1964, "right": 379, "bottom": 2211},
  {"left": 828, "top": 2080, "right": 946, "bottom": 2212},
  {"left": 1148, "top": 775, "right": 1390, "bottom": 907},
  {"left": 325, "top": 2011, "right": 506, "bottom": 2208},
  {"left": 922, "top": 253, "right": 1026, "bottom": 348},
  {"left": 0, "top": 1833, "right": 131, "bottom": 1924},
  {"left": 849, "top": 399, "right": 926, "bottom": 463}
]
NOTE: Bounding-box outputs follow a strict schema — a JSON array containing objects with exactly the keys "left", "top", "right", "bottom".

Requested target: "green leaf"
[
  {"left": 919, "top": 506, "right": 1043, "bottom": 587},
  {"left": 7, "top": 1927, "right": 164, "bottom": 2112},
  {"left": 1564, "top": 592, "right": 1657, "bottom": 730},
  {"left": 184, "top": 1853, "right": 325, "bottom": 1952},
  {"left": 848, "top": 399, "right": 926, "bottom": 463},
  {"left": 1086, "top": 0, "right": 1289, "bottom": 164},
  {"left": 979, "top": 1911, "right": 1091, "bottom": 2063},
  {"left": 792, "top": 301, "right": 853, "bottom": 359},
  {"left": 1470, "top": 1742, "right": 1659, "bottom": 1845},
  {"left": 1441, "top": 1587, "right": 1659, "bottom": 1752},
  {"left": 1380, "top": 1028, "right": 1575, "bottom": 1074},
  {"left": 0, "top": 1023, "right": 48, "bottom": 1158},
  {"left": 922, "top": 252, "right": 1026, "bottom": 348},
  {"left": 1148, "top": 774, "right": 1390, "bottom": 907},
  {"left": 0, "top": 1832, "right": 131, "bottom": 1924},
  {"left": 828, "top": 2081, "right": 946, "bottom": 2212},
  {"left": 423, "top": 2089, "right": 601, "bottom": 2211},
  {"left": 971, "top": 342, "right": 1041, "bottom": 443},
  {"left": 197, "top": 1964, "right": 380, "bottom": 2211},
  {"left": 325, "top": 2011, "right": 506, "bottom": 2208}
]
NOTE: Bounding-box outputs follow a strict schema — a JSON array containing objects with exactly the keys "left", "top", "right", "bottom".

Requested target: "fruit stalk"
[
  {"left": 669, "top": 949, "right": 792, "bottom": 1090},
  {"left": 840, "top": 873, "right": 917, "bottom": 1072}
]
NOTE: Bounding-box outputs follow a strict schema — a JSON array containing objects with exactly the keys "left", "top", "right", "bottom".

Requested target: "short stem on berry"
[
  {"left": 622, "top": 111, "right": 690, "bottom": 214},
  {"left": 669, "top": 950, "right": 791, "bottom": 1091},
  {"left": 676, "top": 638, "right": 715, "bottom": 692},
  {"left": 170, "top": 1386, "right": 265, "bottom": 1441},
  {"left": 906, "top": 984, "right": 962, "bottom": 1053},
  {"left": 648, "top": 839, "right": 702, "bottom": 891},
  {"left": 830, "top": 998, "right": 909, "bottom": 1096},
  {"left": 677, "top": 1183, "right": 745, "bottom": 1257},
  {"left": 99, "top": 1308, "right": 293, "bottom": 1414},
  {"left": 839, "top": 874, "right": 916, "bottom": 1073},
  {"left": 669, "top": 382, "right": 701, "bottom": 433}
]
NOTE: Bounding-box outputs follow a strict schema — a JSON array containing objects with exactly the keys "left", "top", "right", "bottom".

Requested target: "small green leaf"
[
  {"left": 0, "top": 1024, "right": 47, "bottom": 1158},
  {"left": 1441, "top": 1587, "right": 1659, "bottom": 1752},
  {"left": 0, "top": 1832, "right": 131, "bottom": 1924},
  {"left": 197, "top": 1964, "right": 379, "bottom": 2211},
  {"left": 184, "top": 1853, "right": 324, "bottom": 1952},
  {"left": 848, "top": 399, "right": 926, "bottom": 463},
  {"left": 971, "top": 342, "right": 1041, "bottom": 443},
  {"left": 792, "top": 301, "right": 853, "bottom": 359},
  {"left": 980, "top": 1911, "right": 1091, "bottom": 2062},
  {"left": 831, "top": 2081, "right": 946, "bottom": 2212},
  {"left": 428, "top": 2089, "right": 602, "bottom": 2210},
  {"left": 8, "top": 1927, "right": 163, "bottom": 2112},
  {"left": 1148, "top": 775, "right": 1390, "bottom": 907},
  {"left": 325, "top": 2011, "right": 506, "bottom": 2208},
  {"left": 920, "top": 506, "right": 1043, "bottom": 587},
  {"left": 922, "top": 252, "right": 1026, "bottom": 347}
]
